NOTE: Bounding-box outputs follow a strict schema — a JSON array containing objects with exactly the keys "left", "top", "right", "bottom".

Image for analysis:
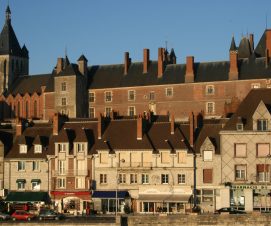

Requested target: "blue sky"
[{"left": 1, "top": 0, "right": 271, "bottom": 74}]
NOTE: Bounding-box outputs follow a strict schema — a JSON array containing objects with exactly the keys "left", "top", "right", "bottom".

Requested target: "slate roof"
[
  {"left": 223, "top": 89, "right": 271, "bottom": 131},
  {"left": 238, "top": 37, "right": 251, "bottom": 59},
  {"left": 254, "top": 30, "right": 268, "bottom": 57}
]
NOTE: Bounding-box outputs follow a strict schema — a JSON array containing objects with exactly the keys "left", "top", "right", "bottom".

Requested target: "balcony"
[{"left": 52, "top": 170, "right": 89, "bottom": 177}]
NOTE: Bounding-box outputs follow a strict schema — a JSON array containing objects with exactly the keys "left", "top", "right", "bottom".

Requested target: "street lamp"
[{"left": 181, "top": 138, "right": 198, "bottom": 212}]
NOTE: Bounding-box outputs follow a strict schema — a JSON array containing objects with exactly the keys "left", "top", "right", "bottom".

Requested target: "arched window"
[
  {"left": 34, "top": 100, "right": 37, "bottom": 118},
  {"left": 25, "top": 101, "right": 29, "bottom": 119}
]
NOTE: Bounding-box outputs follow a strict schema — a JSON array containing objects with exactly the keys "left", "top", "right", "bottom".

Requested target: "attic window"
[
  {"left": 236, "top": 123, "right": 243, "bottom": 131},
  {"left": 34, "top": 145, "right": 42, "bottom": 153},
  {"left": 257, "top": 119, "right": 268, "bottom": 131},
  {"left": 19, "top": 144, "right": 27, "bottom": 154},
  {"left": 203, "top": 150, "right": 213, "bottom": 161},
  {"left": 77, "top": 143, "right": 85, "bottom": 152}
]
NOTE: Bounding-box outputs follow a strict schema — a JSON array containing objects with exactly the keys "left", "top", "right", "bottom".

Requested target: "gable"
[{"left": 252, "top": 100, "right": 271, "bottom": 130}]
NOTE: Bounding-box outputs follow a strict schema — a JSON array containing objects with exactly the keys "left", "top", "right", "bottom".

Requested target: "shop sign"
[{"left": 232, "top": 185, "right": 267, "bottom": 190}]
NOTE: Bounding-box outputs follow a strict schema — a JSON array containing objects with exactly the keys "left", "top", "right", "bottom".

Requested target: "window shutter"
[{"left": 203, "top": 169, "right": 213, "bottom": 183}]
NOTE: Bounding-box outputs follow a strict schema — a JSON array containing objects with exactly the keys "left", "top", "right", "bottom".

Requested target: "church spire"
[{"left": 5, "top": 5, "right": 11, "bottom": 23}]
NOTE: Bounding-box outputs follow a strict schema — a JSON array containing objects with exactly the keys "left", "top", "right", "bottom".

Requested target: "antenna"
[{"left": 266, "top": 13, "right": 268, "bottom": 30}]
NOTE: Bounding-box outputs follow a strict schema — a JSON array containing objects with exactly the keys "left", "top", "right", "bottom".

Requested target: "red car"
[{"left": 11, "top": 210, "right": 35, "bottom": 221}]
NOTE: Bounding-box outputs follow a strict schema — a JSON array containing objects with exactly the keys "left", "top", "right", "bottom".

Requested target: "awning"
[
  {"left": 31, "top": 179, "right": 41, "bottom": 183},
  {"left": 16, "top": 179, "right": 26, "bottom": 183},
  {"left": 138, "top": 194, "right": 191, "bottom": 203},
  {"left": 5, "top": 192, "right": 50, "bottom": 203},
  {"left": 92, "top": 191, "right": 129, "bottom": 199}
]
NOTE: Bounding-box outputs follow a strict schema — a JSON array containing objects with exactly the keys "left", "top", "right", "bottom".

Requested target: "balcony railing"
[{"left": 52, "top": 170, "right": 89, "bottom": 177}]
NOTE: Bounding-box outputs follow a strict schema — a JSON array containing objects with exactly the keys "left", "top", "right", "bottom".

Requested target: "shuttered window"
[
  {"left": 178, "top": 152, "right": 187, "bottom": 163},
  {"left": 257, "top": 143, "right": 270, "bottom": 157},
  {"left": 234, "top": 144, "right": 247, "bottom": 157},
  {"left": 203, "top": 169, "right": 213, "bottom": 183},
  {"left": 161, "top": 152, "right": 170, "bottom": 163}
]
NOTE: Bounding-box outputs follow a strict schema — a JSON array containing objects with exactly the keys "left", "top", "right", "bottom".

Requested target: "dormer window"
[
  {"left": 203, "top": 150, "right": 213, "bottom": 161},
  {"left": 257, "top": 119, "right": 268, "bottom": 131},
  {"left": 19, "top": 144, "right": 27, "bottom": 154},
  {"left": 77, "top": 143, "right": 85, "bottom": 152},
  {"left": 236, "top": 123, "right": 243, "bottom": 131},
  {"left": 58, "top": 143, "right": 67, "bottom": 152},
  {"left": 34, "top": 145, "right": 42, "bottom": 153}
]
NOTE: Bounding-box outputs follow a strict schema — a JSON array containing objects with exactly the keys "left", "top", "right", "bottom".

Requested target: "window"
[
  {"left": 18, "top": 161, "right": 25, "bottom": 171},
  {"left": 203, "top": 169, "right": 213, "bottom": 183},
  {"left": 128, "top": 106, "right": 135, "bottom": 117},
  {"left": 161, "top": 174, "right": 169, "bottom": 184},
  {"left": 76, "top": 177, "right": 85, "bottom": 189},
  {"left": 128, "top": 90, "right": 135, "bottom": 101},
  {"left": 235, "top": 165, "right": 246, "bottom": 180},
  {"left": 165, "top": 87, "right": 173, "bottom": 97},
  {"left": 57, "top": 178, "right": 65, "bottom": 188},
  {"left": 61, "top": 97, "right": 67, "bottom": 106},
  {"left": 257, "top": 119, "right": 268, "bottom": 131},
  {"left": 58, "top": 143, "right": 67, "bottom": 152},
  {"left": 19, "top": 145, "right": 27, "bottom": 154},
  {"left": 58, "top": 160, "right": 65, "bottom": 175},
  {"left": 206, "top": 85, "right": 215, "bottom": 95},
  {"left": 178, "top": 174, "right": 186, "bottom": 184},
  {"left": 141, "top": 174, "right": 149, "bottom": 184},
  {"left": 203, "top": 150, "right": 213, "bottom": 161},
  {"left": 161, "top": 152, "right": 170, "bottom": 164},
  {"left": 89, "top": 107, "right": 95, "bottom": 118},
  {"left": 105, "top": 91, "right": 112, "bottom": 102},
  {"left": 236, "top": 123, "right": 243, "bottom": 131},
  {"left": 130, "top": 174, "right": 137, "bottom": 184},
  {"left": 34, "top": 145, "right": 42, "bottom": 153},
  {"left": 118, "top": 174, "right": 126, "bottom": 184},
  {"left": 100, "top": 174, "right": 107, "bottom": 184},
  {"left": 61, "top": 82, "right": 66, "bottom": 91},
  {"left": 257, "top": 143, "right": 270, "bottom": 157},
  {"left": 257, "top": 164, "right": 270, "bottom": 182},
  {"left": 206, "top": 102, "right": 215, "bottom": 114},
  {"left": 89, "top": 92, "right": 95, "bottom": 103},
  {"left": 77, "top": 143, "right": 85, "bottom": 152},
  {"left": 105, "top": 107, "right": 112, "bottom": 117},
  {"left": 17, "top": 180, "right": 25, "bottom": 190},
  {"left": 32, "top": 161, "right": 40, "bottom": 171},
  {"left": 234, "top": 143, "right": 247, "bottom": 157},
  {"left": 149, "top": 92, "right": 155, "bottom": 100},
  {"left": 31, "top": 180, "right": 40, "bottom": 190}
]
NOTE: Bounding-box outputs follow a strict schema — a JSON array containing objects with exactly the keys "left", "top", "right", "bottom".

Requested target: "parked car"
[
  {"left": 38, "top": 209, "right": 65, "bottom": 220},
  {"left": 214, "top": 207, "right": 246, "bottom": 214},
  {"left": 11, "top": 210, "right": 35, "bottom": 221},
  {"left": 0, "top": 212, "right": 10, "bottom": 220}
]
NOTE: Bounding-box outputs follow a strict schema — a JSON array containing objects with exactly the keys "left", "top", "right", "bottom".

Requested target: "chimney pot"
[
  {"left": 143, "top": 49, "right": 150, "bottom": 74},
  {"left": 185, "top": 56, "right": 194, "bottom": 83}
]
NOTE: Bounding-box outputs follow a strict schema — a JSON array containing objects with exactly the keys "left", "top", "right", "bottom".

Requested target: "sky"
[{"left": 1, "top": 0, "right": 271, "bottom": 75}]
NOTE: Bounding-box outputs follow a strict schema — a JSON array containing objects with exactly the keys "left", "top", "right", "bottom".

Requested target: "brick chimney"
[
  {"left": 53, "top": 113, "right": 59, "bottom": 135},
  {"left": 170, "top": 114, "right": 175, "bottom": 135},
  {"left": 229, "top": 51, "right": 238, "bottom": 80},
  {"left": 185, "top": 56, "right": 194, "bottom": 83},
  {"left": 249, "top": 34, "right": 254, "bottom": 52},
  {"left": 137, "top": 115, "right": 143, "bottom": 140},
  {"left": 77, "top": 55, "right": 88, "bottom": 76},
  {"left": 143, "top": 48, "right": 150, "bottom": 74},
  {"left": 124, "top": 52, "right": 131, "bottom": 75},
  {"left": 189, "top": 112, "right": 194, "bottom": 147},
  {"left": 56, "top": 58, "right": 63, "bottom": 74},
  {"left": 158, "top": 48, "right": 164, "bottom": 78},
  {"left": 16, "top": 118, "right": 22, "bottom": 136},
  {"left": 98, "top": 113, "right": 102, "bottom": 139}
]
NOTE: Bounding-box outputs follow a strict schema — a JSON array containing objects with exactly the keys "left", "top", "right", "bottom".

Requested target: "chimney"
[
  {"left": 77, "top": 55, "right": 88, "bottom": 76},
  {"left": 157, "top": 48, "right": 164, "bottom": 78},
  {"left": 170, "top": 114, "right": 175, "bottom": 135},
  {"left": 185, "top": 56, "right": 194, "bottom": 83},
  {"left": 124, "top": 52, "right": 131, "bottom": 75},
  {"left": 137, "top": 115, "right": 142, "bottom": 140},
  {"left": 98, "top": 114, "right": 102, "bottom": 139},
  {"left": 53, "top": 113, "right": 59, "bottom": 135},
  {"left": 143, "top": 48, "right": 150, "bottom": 74},
  {"left": 16, "top": 118, "right": 22, "bottom": 136},
  {"left": 189, "top": 112, "right": 194, "bottom": 147},
  {"left": 56, "top": 58, "right": 63, "bottom": 74},
  {"left": 266, "top": 30, "right": 271, "bottom": 56},
  {"left": 249, "top": 34, "right": 254, "bottom": 52},
  {"left": 229, "top": 51, "right": 238, "bottom": 80}
]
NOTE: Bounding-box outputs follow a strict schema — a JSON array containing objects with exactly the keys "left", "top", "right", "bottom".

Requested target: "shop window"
[
  {"left": 203, "top": 150, "right": 213, "bottom": 161},
  {"left": 18, "top": 161, "right": 25, "bottom": 171},
  {"left": 118, "top": 174, "right": 126, "bottom": 184},
  {"left": 202, "top": 189, "right": 214, "bottom": 202},
  {"left": 89, "top": 92, "right": 95, "bottom": 102},
  {"left": 34, "top": 144, "right": 42, "bottom": 153},
  {"left": 234, "top": 143, "right": 247, "bottom": 158},
  {"left": 32, "top": 161, "right": 40, "bottom": 171},
  {"left": 235, "top": 165, "right": 246, "bottom": 181},
  {"left": 130, "top": 174, "right": 137, "bottom": 184},
  {"left": 257, "top": 119, "right": 268, "bottom": 131},
  {"left": 178, "top": 174, "right": 186, "bottom": 184},
  {"left": 257, "top": 164, "right": 270, "bottom": 182},
  {"left": 19, "top": 144, "right": 27, "bottom": 154},
  {"left": 100, "top": 174, "right": 107, "bottom": 184},
  {"left": 257, "top": 143, "right": 270, "bottom": 157},
  {"left": 203, "top": 169, "right": 213, "bottom": 183},
  {"left": 128, "top": 90, "right": 135, "bottom": 101},
  {"left": 141, "top": 174, "right": 149, "bottom": 184},
  {"left": 161, "top": 174, "right": 169, "bottom": 184}
]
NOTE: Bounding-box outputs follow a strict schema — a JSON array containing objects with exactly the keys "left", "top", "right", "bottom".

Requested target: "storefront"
[
  {"left": 50, "top": 191, "right": 91, "bottom": 214},
  {"left": 92, "top": 190, "right": 130, "bottom": 214}
]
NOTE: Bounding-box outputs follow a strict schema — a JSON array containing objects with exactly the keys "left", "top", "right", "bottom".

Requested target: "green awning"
[
  {"left": 31, "top": 179, "right": 41, "bottom": 183},
  {"left": 16, "top": 179, "right": 26, "bottom": 183},
  {"left": 4, "top": 192, "right": 50, "bottom": 203}
]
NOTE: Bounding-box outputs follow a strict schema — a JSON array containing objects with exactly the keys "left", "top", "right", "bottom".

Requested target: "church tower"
[{"left": 0, "top": 5, "right": 29, "bottom": 94}]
